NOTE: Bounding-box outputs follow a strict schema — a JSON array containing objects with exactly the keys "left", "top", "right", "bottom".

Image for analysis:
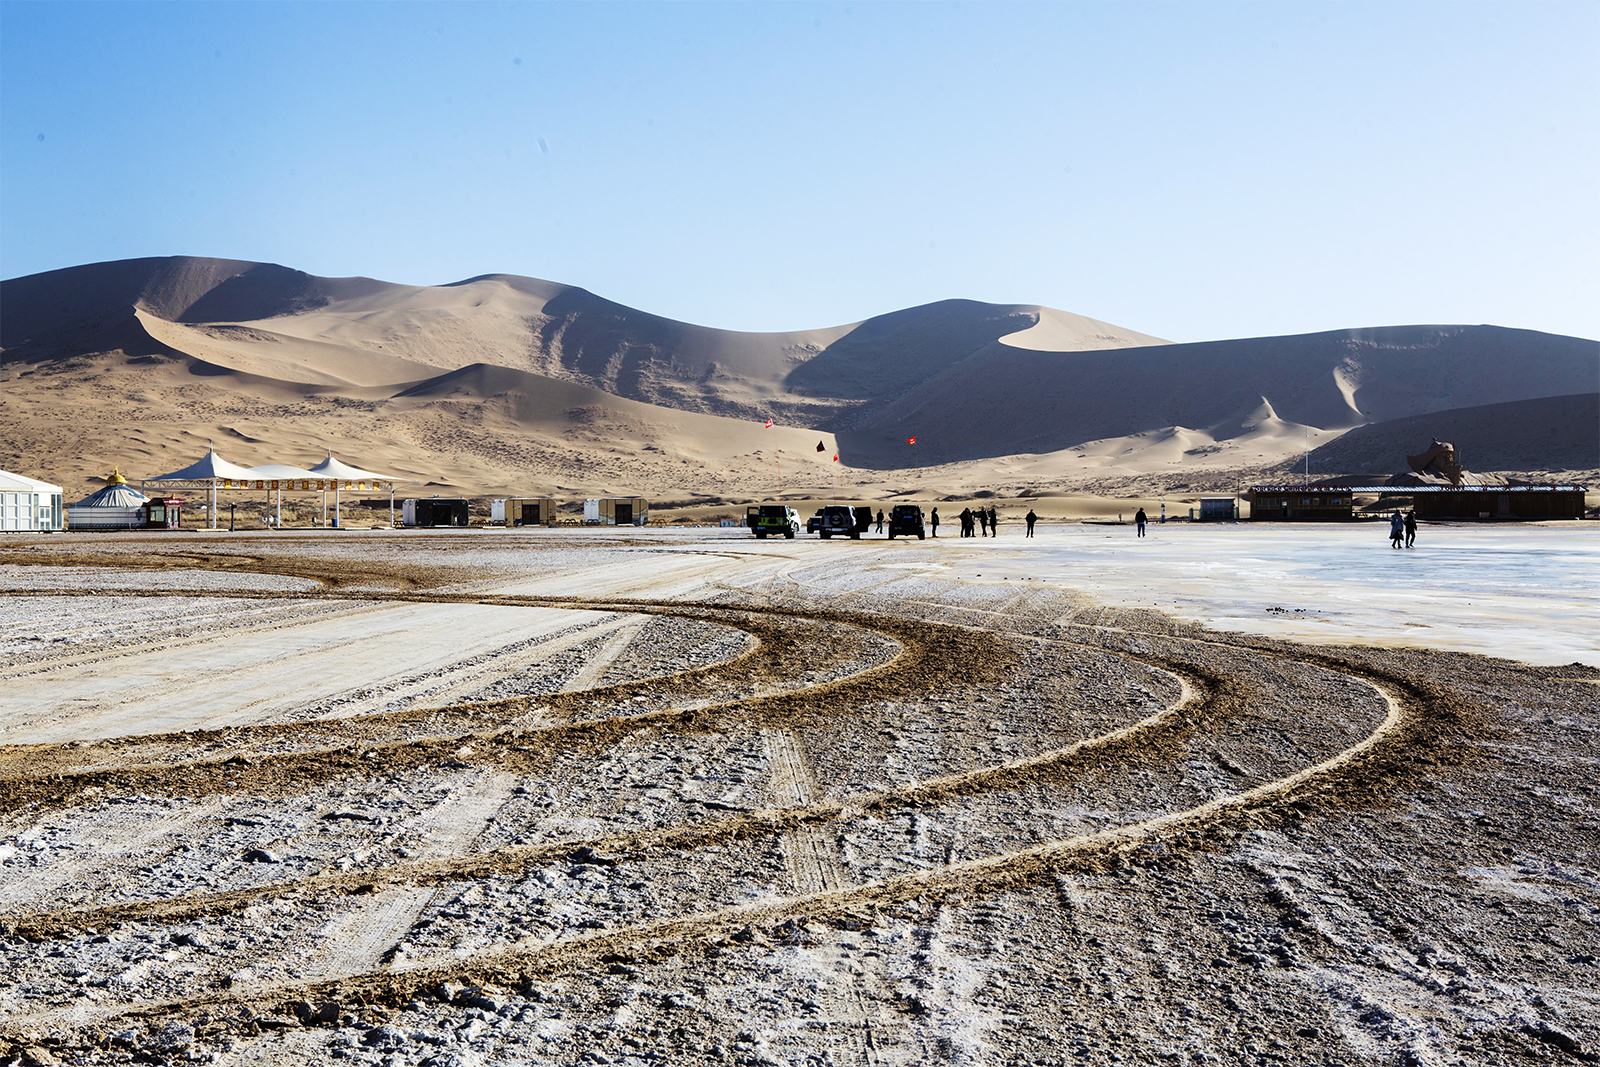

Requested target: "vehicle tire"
[
  {"left": 756, "top": 531, "right": 766, "bottom": 539},
  {"left": 850, "top": 531, "right": 860, "bottom": 540},
  {"left": 918, "top": 531, "right": 925, "bottom": 539},
  {"left": 821, "top": 531, "right": 831, "bottom": 539},
  {"left": 888, "top": 532, "right": 896, "bottom": 539},
  {"left": 785, "top": 528, "right": 795, "bottom": 539}
]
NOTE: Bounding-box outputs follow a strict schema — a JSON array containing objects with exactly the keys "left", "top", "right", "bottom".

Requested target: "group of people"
[
  {"left": 865, "top": 502, "right": 1040, "bottom": 538},
  {"left": 957, "top": 505, "right": 999, "bottom": 537},
  {"left": 1389, "top": 510, "right": 1419, "bottom": 549}
]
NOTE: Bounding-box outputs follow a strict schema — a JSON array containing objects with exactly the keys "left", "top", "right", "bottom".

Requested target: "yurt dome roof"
[{"left": 74, "top": 467, "right": 149, "bottom": 508}]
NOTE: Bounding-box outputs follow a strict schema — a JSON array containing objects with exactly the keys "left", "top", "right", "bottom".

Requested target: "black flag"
[{"left": 816, "top": 441, "right": 825, "bottom": 452}]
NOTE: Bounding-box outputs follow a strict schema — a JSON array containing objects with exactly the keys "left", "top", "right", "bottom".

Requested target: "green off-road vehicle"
[{"left": 746, "top": 504, "right": 800, "bottom": 539}]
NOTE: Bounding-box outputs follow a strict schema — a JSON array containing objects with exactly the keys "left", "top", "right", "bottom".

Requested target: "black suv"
[
  {"left": 815, "top": 505, "right": 871, "bottom": 539},
  {"left": 887, "top": 504, "right": 926, "bottom": 539}
]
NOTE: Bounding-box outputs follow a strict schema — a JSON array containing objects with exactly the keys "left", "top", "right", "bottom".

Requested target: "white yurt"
[
  {"left": 67, "top": 468, "right": 150, "bottom": 530},
  {"left": 0, "top": 468, "right": 65, "bottom": 531}
]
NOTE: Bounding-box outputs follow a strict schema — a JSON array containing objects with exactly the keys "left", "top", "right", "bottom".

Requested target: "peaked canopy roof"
[
  {"left": 308, "top": 450, "right": 396, "bottom": 482},
  {"left": 147, "top": 449, "right": 256, "bottom": 482},
  {"left": 142, "top": 448, "right": 400, "bottom": 487},
  {"left": 0, "top": 468, "right": 63, "bottom": 493}
]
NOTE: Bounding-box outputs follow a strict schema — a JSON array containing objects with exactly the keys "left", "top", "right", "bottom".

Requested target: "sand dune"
[
  {"left": 836, "top": 325, "right": 1599, "bottom": 468},
  {"left": 1277, "top": 392, "right": 1600, "bottom": 480},
  {"left": 2, "top": 256, "right": 1595, "bottom": 501}
]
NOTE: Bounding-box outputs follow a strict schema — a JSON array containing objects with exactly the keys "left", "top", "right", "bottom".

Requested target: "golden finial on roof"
[{"left": 108, "top": 467, "right": 127, "bottom": 485}]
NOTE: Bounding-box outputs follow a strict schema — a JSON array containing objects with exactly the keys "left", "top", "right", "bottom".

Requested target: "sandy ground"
[{"left": 0, "top": 527, "right": 1596, "bottom": 1066}]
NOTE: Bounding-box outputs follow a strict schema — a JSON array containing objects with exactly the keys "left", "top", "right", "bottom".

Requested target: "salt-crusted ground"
[{"left": 0, "top": 526, "right": 1595, "bottom": 1067}]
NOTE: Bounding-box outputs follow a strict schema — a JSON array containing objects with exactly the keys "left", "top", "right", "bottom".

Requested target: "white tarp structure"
[
  {"left": 308, "top": 451, "right": 400, "bottom": 528},
  {"left": 143, "top": 449, "right": 257, "bottom": 529},
  {"left": 142, "top": 446, "right": 402, "bottom": 528},
  {"left": 0, "top": 469, "right": 65, "bottom": 532}
]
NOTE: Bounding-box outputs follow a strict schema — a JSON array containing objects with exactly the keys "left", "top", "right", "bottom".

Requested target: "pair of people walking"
[{"left": 1389, "top": 510, "right": 1418, "bottom": 549}]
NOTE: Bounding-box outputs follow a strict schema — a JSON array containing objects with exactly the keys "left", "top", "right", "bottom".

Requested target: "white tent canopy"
[
  {"left": 306, "top": 451, "right": 399, "bottom": 529},
  {"left": 308, "top": 451, "right": 395, "bottom": 482},
  {"left": 140, "top": 447, "right": 403, "bottom": 529},
  {"left": 147, "top": 450, "right": 256, "bottom": 483}
]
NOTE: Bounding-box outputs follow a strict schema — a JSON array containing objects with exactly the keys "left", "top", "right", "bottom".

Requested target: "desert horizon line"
[{"left": 6, "top": 252, "right": 1596, "bottom": 346}]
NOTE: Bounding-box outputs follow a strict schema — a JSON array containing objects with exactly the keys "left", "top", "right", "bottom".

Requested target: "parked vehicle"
[
  {"left": 814, "top": 504, "right": 873, "bottom": 539},
  {"left": 887, "top": 504, "right": 926, "bottom": 539},
  {"left": 806, "top": 509, "right": 825, "bottom": 534},
  {"left": 746, "top": 504, "right": 800, "bottom": 539}
]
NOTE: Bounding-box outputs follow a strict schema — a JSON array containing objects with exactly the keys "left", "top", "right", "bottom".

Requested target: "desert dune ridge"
[{"left": 2, "top": 255, "right": 1595, "bottom": 501}]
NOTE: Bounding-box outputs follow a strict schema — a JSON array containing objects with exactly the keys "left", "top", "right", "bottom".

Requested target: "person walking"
[
  {"left": 959, "top": 507, "right": 972, "bottom": 537},
  {"left": 875, "top": 509, "right": 885, "bottom": 534},
  {"left": 930, "top": 508, "right": 940, "bottom": 537},
  {"left": 1404, "top": 510, "right": 1417, "bottom": 549},
  {"left": 1389, "top": 510, "right": 1404, "bottom": 549},
  {"left": 987, "top": 506, "right": 999, "bottom": 536},
  {"left": 1025, "top": 509, "right": 1037, "bottom": 537},
  {"left": 1135, "top": 507, "right": 1148, "bottom": 538}
]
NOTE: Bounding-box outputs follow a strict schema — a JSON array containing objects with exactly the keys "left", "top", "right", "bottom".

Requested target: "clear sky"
[{"left": 3, "top": 1, "right": 1596, "bottom": 342}]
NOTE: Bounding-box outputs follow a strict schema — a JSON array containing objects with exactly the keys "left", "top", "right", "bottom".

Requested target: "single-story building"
[
  {"left": 1193, "top": 497, "right": 1239, "bottom": 521},
  {"left": 1248, "top": 487, "right": 1355, "bottom": 521},
  {"left": 402, "top": 497, "right": 470, "bottom": 527},
  {"left": 492, "top": 496, "right": 557, "bottom": 527},
  {"left": 584, "top": 497, "right": 649, "bottom": 526},
  {"left": 1251, "top": 484, "right": 1587, "bottom": 521},
  {"left": 0, "top": 468, "right": 65, "bottom": 531},
  {"left": 1406, "top": 485, "right": 1587, "bottom": 520}
]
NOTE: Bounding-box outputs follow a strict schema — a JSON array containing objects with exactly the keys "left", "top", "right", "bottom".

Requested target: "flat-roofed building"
[
  {"left": 583, "top": 497, "right": 649, "bottom": 526},
  {"left": 403, "top": 497, "right": 470, "bottom": 527},
  {"left": 1248, "top": 487, "right": 1355, "bottom": 521},
  {"left": 492, "top": 496, "right": 557, "bottom": 527}
]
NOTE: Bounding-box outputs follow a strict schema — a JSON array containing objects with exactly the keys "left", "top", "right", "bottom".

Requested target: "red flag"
[
  {"left": 907, "top": 436, "right": 916, "bottom": 446},
  {"left": 832, "top": 455, "right": 839, "bottom": 462},
  {"left": 764, "top": 418, "right": 774, "bottom": 429}
]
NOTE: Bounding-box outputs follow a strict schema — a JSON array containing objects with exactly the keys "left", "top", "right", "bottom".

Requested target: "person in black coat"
[
  {"left": 1025, "top": 509, "right": 1037, "bottom": 537},
  {"left": 1135, "top": 507, "right": 1148, "bottom": 537}
]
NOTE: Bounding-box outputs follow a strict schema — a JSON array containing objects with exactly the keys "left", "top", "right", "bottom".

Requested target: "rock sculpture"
[{"left": 1406, "top": 438, "right": 1464, "bottom": 485}]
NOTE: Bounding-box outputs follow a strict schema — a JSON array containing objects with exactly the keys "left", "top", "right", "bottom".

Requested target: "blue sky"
[{"left": 3, "top": 1, "right": 1596, "bottom": 341}]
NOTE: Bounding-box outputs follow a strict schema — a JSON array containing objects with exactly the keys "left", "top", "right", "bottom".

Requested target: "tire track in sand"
[
  {"left": 762, "top": 727, "right": 885, "bottom": 1064},
  {"left": 3, "top": 663, "right": 1411, "bottom": 1034}
]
